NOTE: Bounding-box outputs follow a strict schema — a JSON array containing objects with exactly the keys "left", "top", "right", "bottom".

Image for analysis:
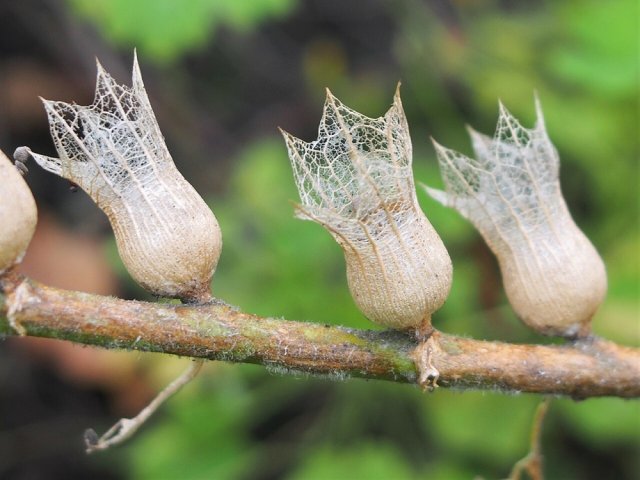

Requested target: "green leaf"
[
  {"left": 288, "top": 442, "right": 418, "bottom": 480},
  {"left": 68, "top": 0, "right": 297, "bottom": 63}
]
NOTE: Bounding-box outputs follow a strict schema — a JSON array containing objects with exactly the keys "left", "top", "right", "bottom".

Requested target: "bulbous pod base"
[
  {"left": 22, "top": 55, "right": 223, "bottom": 303},
  {"left": 500, "top": 222, "right": 607, "bottom": 338},
  {"left": 427, "top": 99, "right": 609, "bottom": 339},
  {"left": 0, "top": 150, "right": 37, "bottom": 273},
  {"left": 342, "top": 210, "right": 452, "bottom": 332},
  {"left": 105, "top": 173, "right": 221, "bottom": 303}
]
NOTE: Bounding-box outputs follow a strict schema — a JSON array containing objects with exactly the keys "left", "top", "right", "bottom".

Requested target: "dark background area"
[{"left": 1, "top": 0, "right": 638, "bottom": 478}]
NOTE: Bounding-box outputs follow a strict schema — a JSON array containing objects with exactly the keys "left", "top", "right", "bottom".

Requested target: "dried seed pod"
[
  {"left": 0, "top": 149, "right": 37, "bottom": 273},
  {"left": 282, "top": 88, "right": 452, "bottom": 335},
  {"left": 426, "top": 99, "right": 606, "bottom": 338},
  {"left": 21, "top": 54, "right": 221, "bottom": 302}
]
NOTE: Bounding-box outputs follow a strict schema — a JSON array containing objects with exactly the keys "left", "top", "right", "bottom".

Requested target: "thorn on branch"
[
  {"left": 3, "top": 274, "right": 35, "bottom": 336},
  {"left": 413, "top": 334, "right": 440, "bottom": 391}
]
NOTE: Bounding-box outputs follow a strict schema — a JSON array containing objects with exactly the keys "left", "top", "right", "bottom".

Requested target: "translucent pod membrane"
[
  {"left": 0, "top": 149, "right": 37, "bottom": 273},
  {"left": 426, "top": 99, "right": 606, "bottom": 338},
  {"left": 24, "top": 53, "right": 221, "bottom": 302},
  {"left": 282, "top": 88, "right": 452, "bottom": 333}
]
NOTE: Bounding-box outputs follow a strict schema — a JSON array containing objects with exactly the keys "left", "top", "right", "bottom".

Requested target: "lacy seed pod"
[
  {"left": 282, "top": 88, "right": 452, "bottom": 334},
  {"left": 0, "top": 149, "right": 37, "bottom": 273},
  {"left": 21, "top": 54, "right": 221, "bottom": 302},
  {"left": 426, "top": 99, "right": 606, "bottom": 337}
]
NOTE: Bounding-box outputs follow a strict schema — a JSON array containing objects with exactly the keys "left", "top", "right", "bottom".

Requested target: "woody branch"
[{"left": 1, "top": 271, "right": 638, "bottom": 399}]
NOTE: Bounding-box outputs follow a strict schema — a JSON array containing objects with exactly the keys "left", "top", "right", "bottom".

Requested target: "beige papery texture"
[
  {"left": 23, "top": 54, "right": 221, "bottom": 302},
  {"left": 281, "top": 88, "right": 452, "bottom": 334},
  {"left": 426, "top": 99, "right": 606, "bottom": 338},
  {"left": 0, "top": 149, "right": 37, "bottom": 273}
]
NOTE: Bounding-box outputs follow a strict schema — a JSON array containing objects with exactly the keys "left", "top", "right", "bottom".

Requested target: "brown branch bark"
[{"left": 1, "top": 272, "right": 639, "bottom": 398}]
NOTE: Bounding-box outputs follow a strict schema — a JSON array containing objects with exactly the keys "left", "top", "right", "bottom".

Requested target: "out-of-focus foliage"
[
  {"left": 68, "top": 0, "right": 297, "bottom": 63},
  {"left": 12, "top": 0, "right": 637, "bottom": 478},
  {"left": 289, "top": 442, "right": 417, "bottom": 480},
  {"left": 211, "top": 140, "right": 366, "bottom": 327},
  {"left": 131, "top": 366, "right": 257, "bottom": 479}
]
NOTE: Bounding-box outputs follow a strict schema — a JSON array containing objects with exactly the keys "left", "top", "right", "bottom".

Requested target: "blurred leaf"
[
  {"left": 555, "top": 397, "right": 640, "bottom": 445},
  {"left": 68, "top": 0, "right": 297, "bottom": 63},
  {"left": 212, "top": 137, "right": 369, "bottom": 328},
  {"left": 129, "top": 365, "right": 257, "bottom": 479},
  {"left": 427, "top": 391, "right": 540, "bottom": 466},
  {"left": 547, "top": 0, "right": 638, "bottom": 97},
  {"left": 288, "top": 442, "right": 418, "bottom": 480}
]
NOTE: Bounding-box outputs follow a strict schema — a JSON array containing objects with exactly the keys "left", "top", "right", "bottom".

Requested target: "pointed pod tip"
[
  {"left": 394, "top": 81, "right": 402, "bottom": 96},
  {"left": 278, "top": 126, "right": 290, "bottom": 138},
  {"left": 429, "top": 136, "right": 444, "bottom": 150},
  {"left": 465, "top": 124, "right": 486, "bottom": 143},
  {"left": 132, "top": 50, "right": 144, "bottom": 89},
  {"left": 291, "top": 200, "right": 307, "bottom": 218},
  {"left": 277, "top": 126, "right": 291, "bottom": 140},
  {"left": 392, "top": 82, "right": 403, "bottom": 106},
  {"left": 321, "top": 87, "right": 344, "bottom": 120},
  {"left": 533, "top": 91, "right": 546, "bottom": 127},
  {"left": 422, "top": 185, "right": 450, "bottom": 207},
  {"left": 430, "top": 138, "right": 457, "bottom": 162},
  {"left": 532, "top": 89, "right": 541, "bottom": 105},
  {"left": 279, "top": 128, "right": 304, "bottom": 149},
  {"left": 497, "top": 99, "right": 521, "bottom": 123},
  {"left": 95, "top": 57, "right": 105, "bottom": 73},
  {"left": 39, "top": 97, "right": 55, "bottom": 111},
  {"left": 324, "top": 88, "right": 345, "bottom": 108}
]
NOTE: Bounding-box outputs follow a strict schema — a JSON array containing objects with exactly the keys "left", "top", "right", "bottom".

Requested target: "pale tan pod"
[
  {"left": 0, "top": 149, "right": 37, "bottom": 273},
  {"left": 21, "top": 54, "right": 221, "bottom": 302},
  {"left": 342, "top": 209, "right": 452, "bottom": 331},
  {"left": 426, "top": 99, "right": 606, "bottom": 337},
  {"left": 282, "top": 87, "right": 452, "bottom": 333},
  {"left": 497, "top": 212, "right": 606, "bottom": 337}
]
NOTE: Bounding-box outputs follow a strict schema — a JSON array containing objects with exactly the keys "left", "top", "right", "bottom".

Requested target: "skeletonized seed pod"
[
  {"left": 426, "top": 99, "right": 606, "bottom": 338},
  {"left": 0, "top": 149, "right": 37, "bottom": 273},
  {"left": 282, "top": 88, "right": 452, "bottom": 335},
  {"left": 20, "top": 54, "right": 221, "bottom": 303}
]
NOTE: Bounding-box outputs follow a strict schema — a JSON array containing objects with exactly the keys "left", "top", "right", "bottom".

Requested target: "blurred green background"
[{"left": 0, "top": 0, "right": 638, "bottom": 479}]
